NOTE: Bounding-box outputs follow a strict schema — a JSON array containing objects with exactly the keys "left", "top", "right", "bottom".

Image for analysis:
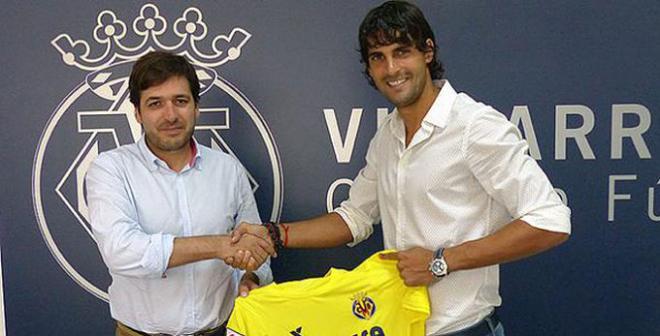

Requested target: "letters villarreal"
[{"left": 226, "top": 250, "right": 430, "bottom": 335}]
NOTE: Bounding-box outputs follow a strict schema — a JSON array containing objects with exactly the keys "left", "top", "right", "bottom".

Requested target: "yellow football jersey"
[{"left": 226, "top": 250, "right": 430, "bottom": 336}]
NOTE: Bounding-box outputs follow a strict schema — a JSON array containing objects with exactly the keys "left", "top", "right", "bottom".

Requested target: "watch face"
[{"left": 431, "top": 259, "right": 446, "bottom": 277}]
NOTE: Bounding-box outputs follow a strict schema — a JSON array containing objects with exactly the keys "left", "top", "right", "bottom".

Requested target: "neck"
[
  {"left": 146, "top": 139, "right": 193, "bottom": 172},
  {"left": 398, "top": 79, "right": 441, "bottom": 142}
]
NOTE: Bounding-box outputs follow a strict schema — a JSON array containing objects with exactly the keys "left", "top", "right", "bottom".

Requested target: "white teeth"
[{"left": 388, "top": 78, "right": 406, "bottom": 86}]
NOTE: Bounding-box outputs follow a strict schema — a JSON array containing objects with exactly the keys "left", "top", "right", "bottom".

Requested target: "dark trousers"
[{"left": 116, "top": 321, "right": 226, "bottom": 336}]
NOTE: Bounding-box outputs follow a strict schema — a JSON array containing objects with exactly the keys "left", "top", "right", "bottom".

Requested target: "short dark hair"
[
  {"left": 358, "top": 1, "right": 444, "bottom": 87},
  {"left": 128, "top": 51, "right": 200, "bottom": 108}
]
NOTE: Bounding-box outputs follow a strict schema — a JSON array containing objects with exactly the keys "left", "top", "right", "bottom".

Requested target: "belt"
[
  {"left": 118, "top": 321, "right": 226, "bottom": 336},
  {"left": 440, "top": 310, "right": 501, "bottom": 336}
]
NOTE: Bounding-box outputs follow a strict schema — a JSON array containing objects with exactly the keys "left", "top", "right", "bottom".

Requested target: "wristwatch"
[{"left": 428, "top": 247, "right": 448, "bottom": 279}]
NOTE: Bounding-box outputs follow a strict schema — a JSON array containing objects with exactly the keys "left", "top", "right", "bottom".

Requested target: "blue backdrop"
[{"left": 0, "top": 1, "right": 658, "bottom": 335}]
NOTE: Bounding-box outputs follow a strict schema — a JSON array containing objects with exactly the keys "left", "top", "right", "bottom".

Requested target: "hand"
[
  {"left": 225, "top": 233, "right": 274, "bottom": 271},
  {"left": 380, "top": 247, "right": 435, "bottom": 286},
  {"left": 231, "top": 222, "right": 271, "bottom": 247},
  {"left": 226, "top": 222, "right": 276, "bottom": 270},
  {"left": 224, "top": 249, "right": 257, "bottom": 272},
  {"left": 238, "top": 272, "right": 260, "bottom": 297}
]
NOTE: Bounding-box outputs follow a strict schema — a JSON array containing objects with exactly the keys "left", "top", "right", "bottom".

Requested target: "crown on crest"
[{"left": 51, "top": 3, "right": 251, "bottom": 71}]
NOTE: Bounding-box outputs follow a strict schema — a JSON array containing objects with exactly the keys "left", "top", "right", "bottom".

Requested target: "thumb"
[{"left": 239, "top": 282, "right": 250, "bottom": 297}]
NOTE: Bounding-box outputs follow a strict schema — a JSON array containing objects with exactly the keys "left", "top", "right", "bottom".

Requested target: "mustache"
[
  {"left": 384, "top": 72, "right": 408, "bottom": 80},
  {"left": 157, "top": 121, "right": 186, "bottom": 130}
]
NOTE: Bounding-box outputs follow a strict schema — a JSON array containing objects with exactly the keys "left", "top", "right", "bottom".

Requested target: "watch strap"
[{"left": 435, "top": 247, "right": 445, "bottom": 260}]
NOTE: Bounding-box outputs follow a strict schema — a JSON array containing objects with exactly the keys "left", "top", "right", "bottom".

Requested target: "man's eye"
[
  {"left": 175, "top": 99, "right": 189, "bottom": 105},
  {"left": 395, "top": 49, "right": 410, "bottom": 57},
  {"left": 369, "top": 54, "right": 383, "bottom": 62},
  {"left": 148, "top": 101, "right": 160, "bottom": 108}
]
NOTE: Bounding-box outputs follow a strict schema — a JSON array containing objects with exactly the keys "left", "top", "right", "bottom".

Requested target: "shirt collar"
[
  {"left": 422, "top": 79, "right": 457, "bottom": 129},
  {"left": 189, "top": 138, "right": 203, "bottom": 170},
  {"left": 389, "top": 79, "right": 458, "bottom": 138},
  {"left": 138, "top": 136, "right": 203, "bottom": 172}
]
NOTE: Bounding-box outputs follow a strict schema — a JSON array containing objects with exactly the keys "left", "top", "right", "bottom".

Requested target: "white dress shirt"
[
  {"left": 335, "top": 80, "right": 571, "bottom": 334},
  {"left": 85, "top": 137, "right": 272, "bottom": 335}
]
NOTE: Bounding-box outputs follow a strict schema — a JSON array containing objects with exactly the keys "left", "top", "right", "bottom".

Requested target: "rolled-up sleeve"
[
  {"left": 464, "top": 109, "right": 571, "bottom": 234},
  {"left": 334, "top": 137, "right": 381, "bottom": 246},
  {"left": 85, "top": 154, "right": 175, "bottom": 278}
]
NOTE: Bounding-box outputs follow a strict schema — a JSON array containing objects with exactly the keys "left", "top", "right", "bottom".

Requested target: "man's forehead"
[
  {"left": 366, "top": 29, "right": 412, "bottom": 50},
  {"left": 141, "top": 77, "right": 192, "bottom": 98},
  {"left": 367, "top": 40, "right": 412, "bottom": 53}
]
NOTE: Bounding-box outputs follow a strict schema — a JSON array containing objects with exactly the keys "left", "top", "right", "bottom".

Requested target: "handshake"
[{"left": 222, "top": 222, "right": 278, "bottom": 271}]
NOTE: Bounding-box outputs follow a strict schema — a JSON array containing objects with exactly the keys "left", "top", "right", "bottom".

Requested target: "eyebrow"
[{"left": 145, "top": 93, "right": 191, "bottom": 101}]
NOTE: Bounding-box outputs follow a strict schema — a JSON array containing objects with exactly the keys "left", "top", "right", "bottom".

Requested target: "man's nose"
[
  {"left": 163, "top": 102, "right": 178, "bottom": 122},
  {"left": 385, "top": 56, "right": 399, "bottom": 74}
]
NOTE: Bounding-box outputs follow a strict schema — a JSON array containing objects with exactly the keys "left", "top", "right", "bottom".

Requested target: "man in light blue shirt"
[{"left": 85, "top": 51, "right": 273, "bottom": 335}]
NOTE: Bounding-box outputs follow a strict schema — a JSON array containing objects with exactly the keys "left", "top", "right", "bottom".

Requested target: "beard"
[
  {"left": 145, "top": 121, "right": 195, "bottom": 153},
  {"left": 378, "top": 72, "right": 427, "bottom": 108}
]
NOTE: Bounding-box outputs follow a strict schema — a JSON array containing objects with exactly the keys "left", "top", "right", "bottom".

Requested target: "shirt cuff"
[
  {"left": 253, "top": 261, "right": 273, "bottom": 285},
  {"left": 334, "top": 208, "right": 373, "bottom": 247},
  {"left": 520, "top": 204, "right": 572, "bottom": 234},
  {"left": 138, "top": 232, "right": 175, "bottom": 277},
  {"left": 234, "top": 260, "right": 273, "bottom": 286}
]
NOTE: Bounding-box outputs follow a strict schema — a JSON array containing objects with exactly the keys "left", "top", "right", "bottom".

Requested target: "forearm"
[
  {"left": 283, "top": 212, "right": 353, "bottom": 248},
  {"left": 444, "top": 219, "right": 569, "bottom": 272},
  {"left": 168, "top": 235, "right": 231, "bottom": 268}
]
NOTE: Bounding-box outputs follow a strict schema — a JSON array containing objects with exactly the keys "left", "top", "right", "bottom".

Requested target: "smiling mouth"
[{"left": 387, "top": 78, "right": 407, "bottom": 88}]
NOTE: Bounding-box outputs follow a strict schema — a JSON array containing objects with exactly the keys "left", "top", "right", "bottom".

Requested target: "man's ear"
[
  {"left": 424, "top": 38, "right": 435, "bottom": 64},
  {"left": 134, "top": 106, "right": 143, "bottom": 124}
]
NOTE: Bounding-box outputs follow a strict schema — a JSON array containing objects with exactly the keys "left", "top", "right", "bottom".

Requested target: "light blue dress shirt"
[{"left": 85, "top": 136, "right": 272, "bottom": 335}]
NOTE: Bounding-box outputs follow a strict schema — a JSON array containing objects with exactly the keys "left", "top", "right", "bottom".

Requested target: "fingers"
[
  {"left": 233, "top": 232, "right": 276, "bottom": 257},
  {"left": 245, "top": 277, "right": 259, "bottom": 291},
  {"left": 237, "top": 250, "right": 253, "bottom": 270},
  {"left": 236, "top": 234, "right": 275, "bottom": 263},
  {"left": 238, "top": 274, "right": 260, "bottom": 297},
  {"left": 238, "top": 282, "right": 250, "bottom": 297},
  {"left": 245, "top": 247, "right": 266, "bottom": 269},
  {"left": 238, "top": 278, "right": 257, "bottom": 296},
  {"left": 223, "top": 250, "right": 250, "bottom": 270},
  {"left": 243, "top": 235, "right": 270, "bottom": 261},
  {"left": 400, "top": 270, "right": 434, "bottom": 287},
  {"left": 253, "top": 233, "right": 276, "bottom": 257},
  {"left": 226, "top": 225, "right": 278, "bottom": 271},
  {"left": 231, "top": 223, "right": 249, "bottom": 243},
  {"left": 246, "top": 257, "right": 257, "bottom": 272},
  {"left": 228, "top": 249, "right": 263, "bottom": 271},
  {"left": 379, "top": 249, "right": 435, "bottom": 286},
  {"left": 379, "top": 252, "right": 399, "bottom": 260},
  {"left": 231, "top": 223, "right": 269, "bottom": 244}
]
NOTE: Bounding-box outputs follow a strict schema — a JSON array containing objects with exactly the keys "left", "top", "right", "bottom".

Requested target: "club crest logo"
[
  {"left": 32, "top": 4, "right": 282, "bottom": 301},
  {"left": 351, "top": 291, "right": 376, "bottom": 320}
]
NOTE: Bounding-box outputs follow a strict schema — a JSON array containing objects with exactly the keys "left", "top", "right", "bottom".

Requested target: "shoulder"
[
  {"left": 197, "top": 144, "right": 244, "bottom": 175},
  {"left": 453, "top": 93, "right": 490, "bottom": 120},
  {"left": 91, "top": 143, "right": 141, "bottom": 170},
  {"left": 451, "top": 93, "right": 511, "bottom": 131},
  {"left": 371, "top": 111, "right": 397, "bottom": 142}
]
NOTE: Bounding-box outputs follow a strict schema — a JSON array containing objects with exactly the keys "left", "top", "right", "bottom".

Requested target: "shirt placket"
[
  {"left": 175, "top": 172, "right": 197, "bottom": 329},
  {"left": 395, "top": 125, "right": 432, "bottom": 250},
  {"left": 395, "top": 146, "right": 408, "bottom": 250}
]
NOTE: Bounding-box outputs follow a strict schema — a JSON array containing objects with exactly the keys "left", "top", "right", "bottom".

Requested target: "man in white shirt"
[
  {"left": 85, "top": 51, "right": 274, "bottom": 335},
  {"left": 232, "top": 1, "right": 570, "bottom": 335}
]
